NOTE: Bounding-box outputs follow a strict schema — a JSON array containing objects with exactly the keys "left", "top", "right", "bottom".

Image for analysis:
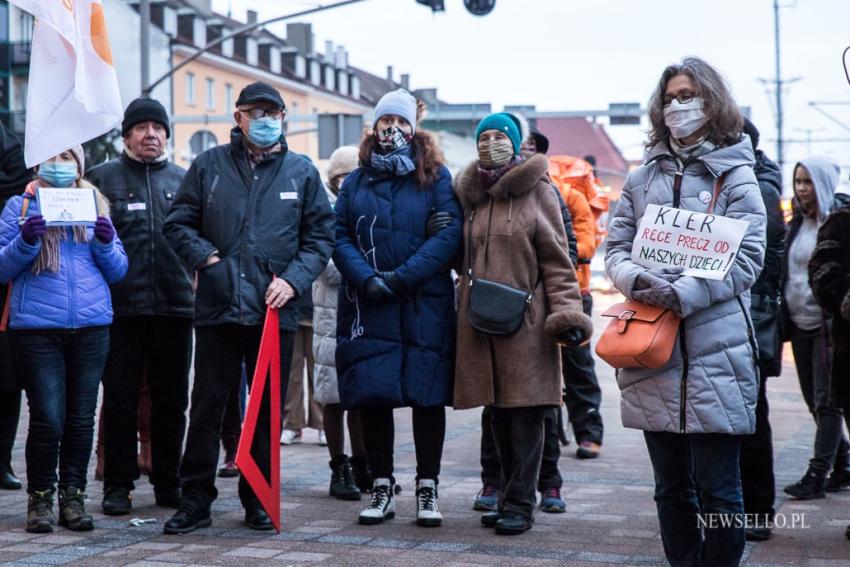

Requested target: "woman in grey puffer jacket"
[
  {"left": 605, "top": 57, "right": 766, "bottom": 567},
  {"left": 312, "top": 146, "right": 369, "bottom": 501}
]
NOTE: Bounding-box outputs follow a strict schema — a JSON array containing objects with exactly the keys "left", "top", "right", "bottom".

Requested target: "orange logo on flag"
[{"left": 90, "top": 3, "right": 112, "bottom": 65}]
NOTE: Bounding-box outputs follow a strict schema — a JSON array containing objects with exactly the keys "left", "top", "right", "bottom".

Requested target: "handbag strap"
[{"left": 707, "top": 172, "right": 728, "bottom": 215}]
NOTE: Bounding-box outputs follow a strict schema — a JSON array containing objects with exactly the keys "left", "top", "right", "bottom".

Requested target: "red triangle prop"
[{"left": 234, "top": 305, "right": 281, "bottom": 532}]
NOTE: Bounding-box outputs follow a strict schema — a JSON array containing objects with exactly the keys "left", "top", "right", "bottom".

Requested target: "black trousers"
[
  {"left": 102, "top": 316, "right": 192, "bottom": 492},
  {"left": 562, "top": 293, "right": 604, "bottom": 444},
  {"left": 179, "top": 325, "right": 294, "bottom": 513},
  {"left": 0, "top": 390, "right": 21, "bottom": 470},
  {"left": 740, "top": 372, "right": 775, "bottom": 518},
  {"left": 360, "top": 405, "right": 445, "bottom": 482},
  {"left": 490, "top": 405, "right": 547, "bottom": 519},
  {"left": 480, "top": 406, "right": 562, "bottom": 491}
]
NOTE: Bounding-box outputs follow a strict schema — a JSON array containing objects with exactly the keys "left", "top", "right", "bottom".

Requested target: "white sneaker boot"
[
  {"left": 416, "top": 479, "right": 442, "bottom": 527},
  {"left": 358, "top": 478, "right": 395, "bottom": 525}
]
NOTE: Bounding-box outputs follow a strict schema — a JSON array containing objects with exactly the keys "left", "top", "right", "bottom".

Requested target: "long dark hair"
[{"left": 646, "top": 57, "right": 743, "bottom": 148}]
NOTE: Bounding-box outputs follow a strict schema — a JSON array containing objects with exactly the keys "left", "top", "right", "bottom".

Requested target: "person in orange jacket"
[{"left": 551, "top": 157, "right": 605, "bottom": 460}]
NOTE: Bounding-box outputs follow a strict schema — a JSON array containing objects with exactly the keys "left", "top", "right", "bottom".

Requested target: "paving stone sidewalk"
[{"left": 0, "top": 293, "right": 848, "bottom": 566}]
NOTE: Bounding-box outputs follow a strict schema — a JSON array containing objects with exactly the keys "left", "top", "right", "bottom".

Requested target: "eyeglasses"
[
  {"left": 662, "top": 91, "right": 698, "bottom": 107},
  {"left": 239, "top": 108, "right": 283, "bottom": 120}
]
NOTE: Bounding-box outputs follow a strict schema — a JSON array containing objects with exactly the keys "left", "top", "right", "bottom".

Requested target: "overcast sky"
[{"left": 212, "top": 0, "right": 850, "bottom": 191}]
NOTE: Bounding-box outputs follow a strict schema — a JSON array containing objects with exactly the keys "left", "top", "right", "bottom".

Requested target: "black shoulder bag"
[{"left": 466, "top": 201, "right": 537, "bottom": 336}]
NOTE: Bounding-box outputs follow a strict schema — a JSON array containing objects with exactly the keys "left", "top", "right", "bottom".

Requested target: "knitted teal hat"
[{"left": 475, "top": 112, "right": 522, "bottom": 154}]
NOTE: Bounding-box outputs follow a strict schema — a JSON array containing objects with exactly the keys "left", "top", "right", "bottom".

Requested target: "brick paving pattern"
[{"left": 0, "top": 293, "right": 847, "bottom": 566}]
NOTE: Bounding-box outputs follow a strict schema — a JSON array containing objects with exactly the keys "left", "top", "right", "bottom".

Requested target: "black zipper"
[
  {"left": 678, "top": 322, "right": 688, "bottom": 433},
  {"left": 145, "top": 165, "right": 155, "bottom": 306}
]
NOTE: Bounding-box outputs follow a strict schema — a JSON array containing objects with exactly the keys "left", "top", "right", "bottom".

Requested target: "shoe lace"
[
  {"left": 340, "top": 462, "right": 356, "bottom": 486},
  {"left": 417, "top": 486, "right": 437, "bottom": 512},
  {"left": 61, "top": 489, "right": 86, "bottom": 514},
  {"left": 369, "top": 485, "right": 391, "bottom": 509},
  {"left": 31, "top": 490, "right": 53, "bottom": 515},
  {"left": 543, "top": 487, "right": 561, "bottom": 500},
  {"left": 480, "top": 484, "right": 498, "bottom": 498}
]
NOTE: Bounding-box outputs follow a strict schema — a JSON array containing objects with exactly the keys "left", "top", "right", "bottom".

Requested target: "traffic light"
[{"left": 416, "top": 0, "right": 445, "bottom": 12}]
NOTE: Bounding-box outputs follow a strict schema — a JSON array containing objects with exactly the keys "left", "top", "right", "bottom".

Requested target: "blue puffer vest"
[{"left": 0, "top": 194, "right": 128, "bottom": 330}]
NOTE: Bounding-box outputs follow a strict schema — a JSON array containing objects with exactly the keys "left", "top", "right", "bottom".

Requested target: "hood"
[
  {"left": 795, "top": 155, "right": 840, "bottom": 221},
  {"left": 645, "top": 135, "right": 756, "bottom": 176},
  {"left": 454, "top": 153, "right": 549, "bottom": 208}
]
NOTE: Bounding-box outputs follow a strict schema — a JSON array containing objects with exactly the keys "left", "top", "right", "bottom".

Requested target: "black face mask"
[{"left": 377, "top": 126, "right": 412, "bottom": 152}]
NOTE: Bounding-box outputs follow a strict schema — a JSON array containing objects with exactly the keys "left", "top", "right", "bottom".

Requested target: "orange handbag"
[{"left": 595, "top": 300, "right": 680, "bottom": 369}]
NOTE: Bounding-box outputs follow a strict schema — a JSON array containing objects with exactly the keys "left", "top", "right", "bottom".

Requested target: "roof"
[
  {"left": 536, "top": 117, "right": 629, "bottom": 178},
  {"left": 350, "top": 67, "right": 399, "bottom": 106}
]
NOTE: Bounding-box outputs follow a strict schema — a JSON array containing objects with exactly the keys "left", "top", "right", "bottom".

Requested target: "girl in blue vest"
[{"left": 0, "top": 145, "right": 127, "bottom": 533}]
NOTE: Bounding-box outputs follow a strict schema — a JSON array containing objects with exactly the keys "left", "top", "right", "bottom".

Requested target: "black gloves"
[
  {"left": 363, "top": 276, "right": 396, "bottom": 301},
  {"left": 558, "top": 327, "right": 589, "bottom": 348},
  {"left": 426, "top": 210, "right": 452, "bottom": 237},
  {"left": 379, "top": 271, "right": 406, "bottom": 296}
]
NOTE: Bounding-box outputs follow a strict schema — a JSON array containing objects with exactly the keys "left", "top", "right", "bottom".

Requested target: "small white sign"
[
  {"left": 36, "top": 187, "right": 98, "bottom": 226},
  {"left": 631, "top": 204, "right": 750, "bottom": 281},
  {"left": 279, "top": 192, "right": 298, "bottom": 200},
  {"left": 127, "top": 202, "right": 147, "bottom": 211}
]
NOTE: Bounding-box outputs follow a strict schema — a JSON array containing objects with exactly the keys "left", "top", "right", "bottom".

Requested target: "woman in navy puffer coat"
[
  {"left": 333, "top": 90, "right": 462, "bottom": 528},
  {"left": 0, "top": 146, "right": 127, "bottom": 534}
]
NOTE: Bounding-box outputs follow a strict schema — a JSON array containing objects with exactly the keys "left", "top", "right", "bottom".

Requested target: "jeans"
[
  {"left": 790, "top": 324, "right": 848, "bottom": 475},
  {"left": 179, "top": 325, "right": 294, "bottom": 514},
  {"left": 490, "top": 405, "right": 546, "bottom": 519},
  {"left": 360, "top": 405, "right": 445, "bottom": 482},
  {"left": 740, "top": 372, "right": 775, "bottom": 518},
  {"left": 17, "top": 327, "right": 110, "bottom": 493},
  {"left": 644, "top": 431, "right": 745, "bottom": 567},
  {"left": 101, "top": 316, "right": 192, "bottom": 492},
  {"left": 562, "top": 293, "right": 604, "bottom": 444},
  {"left": 480, "top": 406, "right": 562, "bottom": 491}
]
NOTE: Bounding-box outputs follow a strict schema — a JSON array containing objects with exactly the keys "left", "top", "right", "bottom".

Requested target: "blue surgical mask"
[
  {"left": 247, "top": 117, "right": 282, "bottom": 148},
  {"left": 39, "top": 161, "right": 78, "bottom": 188}
]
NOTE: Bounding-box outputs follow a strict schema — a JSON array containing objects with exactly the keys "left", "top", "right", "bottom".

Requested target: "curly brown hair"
[
  {"left": 358, "top": 129, "right": 445, "bottom": 188},
  {"left": 646, "top": 56, "right": 743, "bottom": 149}
]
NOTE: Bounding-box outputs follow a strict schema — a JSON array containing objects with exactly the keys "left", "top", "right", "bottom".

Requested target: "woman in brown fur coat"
[{"left": 453, "top": 112, "right": 592, "bottom": 535}]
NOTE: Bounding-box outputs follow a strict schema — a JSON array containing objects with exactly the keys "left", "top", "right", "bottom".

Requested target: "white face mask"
[{"left": 663, "top": 97, "right": 708, "bottom": 139}]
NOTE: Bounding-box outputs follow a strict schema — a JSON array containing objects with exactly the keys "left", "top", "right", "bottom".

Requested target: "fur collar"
[{"left": 454, "top": 153, "right": 549, "bottom": 208}]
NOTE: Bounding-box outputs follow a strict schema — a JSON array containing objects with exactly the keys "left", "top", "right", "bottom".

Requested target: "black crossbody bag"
[{"left": 466, "top": 202, "right": 537, "bottom": 336}]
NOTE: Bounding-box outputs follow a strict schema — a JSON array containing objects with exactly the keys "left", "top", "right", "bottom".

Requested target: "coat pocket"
[{"left": 196, "top": 257, "right": 233, "bottom": 314}]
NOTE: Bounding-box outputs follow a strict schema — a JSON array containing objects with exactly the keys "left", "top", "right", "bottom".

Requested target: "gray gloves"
[{"left": 632, "top": 267, "right": 684, "bottom": 314}]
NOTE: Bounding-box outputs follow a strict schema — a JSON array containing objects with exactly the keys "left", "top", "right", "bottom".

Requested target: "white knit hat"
[
  {"left": 327, "top": 146, "right": 359, "bottom": 190},
  {"left": 373, "top": 89, "right": 417, "bottom": 135}
]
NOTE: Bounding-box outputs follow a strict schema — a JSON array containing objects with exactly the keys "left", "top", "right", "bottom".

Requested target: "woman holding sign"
[
  {"left": 605, "top": 57, "right": 766, "bottom": 567},
  {"left": 0, "top": 146, "right": 127, "bottom": 534}
]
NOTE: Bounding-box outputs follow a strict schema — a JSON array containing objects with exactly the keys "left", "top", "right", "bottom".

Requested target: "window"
[
  {"left": 19, "top": 10, "right": 33, "bottom": 42},
  {"left": 186, "top": 72, "right": 195, "bottom": 105},
  {"left": 225, "top": 84, "right": 233, "bottom": 111},
  {"left": 205, "top": 78, "right": 215, "bottom": 110},
  {"left": 188, "top": 130, "right": 218, "bottom": 162}
]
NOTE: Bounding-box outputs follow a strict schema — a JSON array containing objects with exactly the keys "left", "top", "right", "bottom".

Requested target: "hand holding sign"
[{"left": 631, "top": 204, "right": 749, "bottom": 281}]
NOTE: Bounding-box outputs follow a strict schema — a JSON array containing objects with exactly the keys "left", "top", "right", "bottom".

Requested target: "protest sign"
[
  {"left": 36, "top": 188, "right": 98, "bottom": 226},
  {"left": 631, "top": 204, "right": 749, "bottom": 281}
]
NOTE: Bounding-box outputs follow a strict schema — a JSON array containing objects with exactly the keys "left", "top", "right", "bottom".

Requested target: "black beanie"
[
  {"left": 742, "top": 118, "right": 759, "bottom": 151},
  {"left": 122, "top": 97, "right": 171, "bottom": 139}
]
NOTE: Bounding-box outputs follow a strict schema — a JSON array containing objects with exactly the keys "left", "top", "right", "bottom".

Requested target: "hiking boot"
[
  {"left": 358, "top": 478, "right": 395, "bottom": 525},
  {"left": 329, "top": 455, "right": 361, "bottom": 501},
  {"left": 494, "top": 511, "right": 532, "bottom": 535},
  {"left": 26, "top": 489, "right": 55, "bottom": 533},
  {"left": 576, "top": 440, "right": 601, "bottom": 459},
  {"left": 825, "top": 468, "right": 850, "bottom": 492},
  {"left": 350, "top": 456, "right": 372, "bottom": 493},
  {"left": 280, "top": 429, "right": 302, "bottom": 445},
  {"left": 473, "top": 484, "right": 499, "bottom": 511},
  {"left": 416, "top": 479, "right": 442, "bottom": 527},
  {"left": 540, "top": 487, "right": 566, "bottom": 513},
  {"left": 163, "top": 506, "right": 211, "bottom": 534},
  {"left": 783, "top": 470, "right": 826, "bottom": 500},
  {"left": 58, "top": 487, "right": 94, "bottom": 531},
  {"left": 101, "top": 486, "right": 132, "bottom": 515},
  {"left": 481, "top": 511, "right": 502, "bottom": 527}
]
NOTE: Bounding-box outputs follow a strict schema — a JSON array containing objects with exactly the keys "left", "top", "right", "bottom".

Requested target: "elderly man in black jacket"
[
  {"left": 87, "top": 97, "right": 194, "bottom": 516},
  {"left": 739, "top": 118, "right": 787, "bottom": 542},
  {"left": 162, "top": 82, "right": 334, "bottom": 534}
]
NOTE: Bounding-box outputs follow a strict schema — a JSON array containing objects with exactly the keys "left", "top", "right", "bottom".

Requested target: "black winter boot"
[
  {"left": 329, "top": 455, "right": 361, "bottom": 501},
  {"left": 350, "top": 456, "right": 372, "bottom": 493},
  {"left": 783, "top": 470, "right": 826, "bottom": 500}
]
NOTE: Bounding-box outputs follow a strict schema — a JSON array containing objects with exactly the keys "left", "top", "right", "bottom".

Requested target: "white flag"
[{"left": 10, "top": 0, "right": 123, "bottom": 167}]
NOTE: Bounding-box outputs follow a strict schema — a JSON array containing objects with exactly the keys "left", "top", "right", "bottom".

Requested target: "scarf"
[
  {"left": 668, "top": 136, "right": 716, "bottom": 165},
  {"left": 478, "top": 156, "right": 524, "bottom": 189},
  {"left": 29, "top": 180, "right": 111, "bottom": 275},
  {"left": 369, "top": 144, "right": 416, "bottom": 177},
  {"left": 125, "top": 147, "right": 169, "bottom": 165},
  {"left": 243, "top": 139, "right": 283, "bottom": 169}
]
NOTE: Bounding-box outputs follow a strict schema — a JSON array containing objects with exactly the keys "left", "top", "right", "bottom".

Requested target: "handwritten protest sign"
[
  {"left": 36, "top": 188, "right": 98, "bottom": 226},
  {"left": 631, "top": 204, "right": 749, "bottom": 281}
]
